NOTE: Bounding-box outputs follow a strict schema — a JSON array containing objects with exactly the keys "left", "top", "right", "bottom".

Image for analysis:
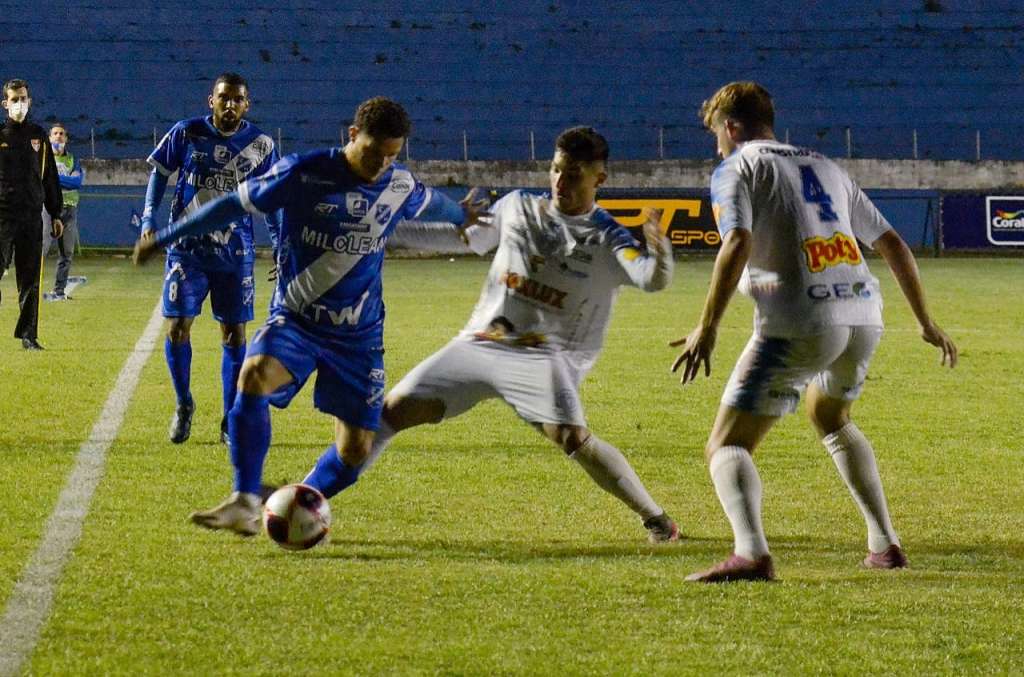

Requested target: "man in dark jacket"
[{"left": 0, "top": 78, "right": 63, "bottom": 350}]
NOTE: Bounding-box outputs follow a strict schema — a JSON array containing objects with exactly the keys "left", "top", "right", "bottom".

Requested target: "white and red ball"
[{"left": 262, "top": 484, "right": 331, "bottom": 551}]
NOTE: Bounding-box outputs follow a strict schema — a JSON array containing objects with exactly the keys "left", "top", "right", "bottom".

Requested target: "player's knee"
[
  {"left": 237, "top": 356, "right": 282, "bottom": 395},
  {"left": 166, "top": 320, "right": 191, "bottom": 344},
  {"left": 338, "top": 439, "right": 372, "bottom": 467},
  {"left": 545, "top": 424, "right": 589, "bottom": 454},
  {"left": 221, "top": 323, "right": 246, "bottom": 348},
  {"left": 383, "top": 394, "right": 444, "bottom": 431}
]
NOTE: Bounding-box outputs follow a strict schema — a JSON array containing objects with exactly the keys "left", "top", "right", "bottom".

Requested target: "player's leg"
[
  {"left": 191, "top": 317, "right": 311, "bottom": 535},
  {"left": 807, "top": 326, "right": 905, "bottom": 568},
  {"left": 12, "top": 216, "right": 43, "bottom": 344},
  {"left": 538, "top": 421, "right": 680, "bottom": 543},
  {"left": 209, "top": 263, "right": 255, "bottom": 444},
  {"left": 218, "top": 321, "right": 246, "bottom": 443},
  {"left": 302, "top": 339, "right": 495, "bottom": 498},
  {"left": 162, "top": 256, "right": 207, "bottom": 443}
]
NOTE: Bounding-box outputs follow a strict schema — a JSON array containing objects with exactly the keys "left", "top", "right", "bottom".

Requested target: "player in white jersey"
[
  {"left": 671, "top": 82, "right": 957, "bottom": 582},
  {"left": 300, "top": 127, "right": 681, "bottom": 543}
]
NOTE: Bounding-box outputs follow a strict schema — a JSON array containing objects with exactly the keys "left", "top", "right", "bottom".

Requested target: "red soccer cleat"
[
  {"left": 685, "top": 553, "right": 775, "bottom": 583},
  {"left": 863, "top": 544, "right": 908, "bottom": 569}
]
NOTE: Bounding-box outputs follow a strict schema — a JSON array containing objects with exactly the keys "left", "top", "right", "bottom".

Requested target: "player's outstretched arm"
[
  {"left": 669, "top": 227, "right": 751, "bottom": 384},
  {"left": 871, "top": 229, "right": 958, "bottom": 367},
  {"left": 140, "top": 169, "right": 169, "bottom": 235},
  {"left": 132, "top": 192, "right": 248, "bottom": 265}
]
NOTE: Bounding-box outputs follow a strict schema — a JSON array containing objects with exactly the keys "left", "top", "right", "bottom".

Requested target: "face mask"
[
  {"left": 7, "top": 101, "right": 29, "bottom": 122},
  {"left": 51, "top": 141, "right": 65, "bottom": 153}
]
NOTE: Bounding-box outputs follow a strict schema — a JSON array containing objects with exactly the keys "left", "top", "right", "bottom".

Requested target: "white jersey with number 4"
[
  {"left": 457, "top": 190, "right": 673, "bottom": 370},
  {"left": 711, "top": 140, "right": 892, "bottom": 336}
]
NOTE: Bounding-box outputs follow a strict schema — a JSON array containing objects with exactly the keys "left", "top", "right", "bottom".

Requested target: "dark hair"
[
  {"left": 555, "top": 126, "right": 609, "bottom": 163},
  {"left": 353, "top": 96, "right": 411, "bottom": 139},
  {"left": 50, "top": 122, "right": 67, "bottom": 133},
  {"left": 3, "top": 78, "right": 29, "bottom": 98},
  {"left": 700, "top": 81, "right": 775, "bottom": 131},
  {"left": 213, "top": 72, "right": 248, "bottom": 92}
]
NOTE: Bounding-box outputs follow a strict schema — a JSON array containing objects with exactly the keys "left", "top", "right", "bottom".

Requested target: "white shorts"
[
  {"left": 388, "top": 338, "right": 588, "bottom": 426},
  {"left": 722, "top": 326, "right": 883, "bottom": 417}
]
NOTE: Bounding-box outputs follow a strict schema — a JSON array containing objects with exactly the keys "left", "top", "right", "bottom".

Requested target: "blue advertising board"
[{"left": 941, "top": 194, "right": 1024, "bottom": 249}]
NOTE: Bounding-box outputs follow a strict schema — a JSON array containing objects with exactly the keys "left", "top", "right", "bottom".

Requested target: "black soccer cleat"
[
  {"left": 21, "top": 338, "right": 44, "bottom": 350},
  {"left": 644, "top": 512, "right": 681, "bottom": 543},
  {"left": 169, "top": 400, "right": 195, "bottom": 444},
  {"left": 220, "top": 416, "right": 229, "bottom": 445}
]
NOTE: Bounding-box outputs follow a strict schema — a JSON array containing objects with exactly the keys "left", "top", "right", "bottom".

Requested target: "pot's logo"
[{"left": 986, "top": 197, "right": 1024, "bottom": 246}]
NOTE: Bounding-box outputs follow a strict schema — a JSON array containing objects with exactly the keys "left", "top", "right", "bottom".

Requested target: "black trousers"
[{"left": 0, "top": 214, "right": 43, "bottom": 340}]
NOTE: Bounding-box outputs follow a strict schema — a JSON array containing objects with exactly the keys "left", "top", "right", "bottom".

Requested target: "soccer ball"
[{"left": 262, "top": 484, "right": 331, "bottom": 551}]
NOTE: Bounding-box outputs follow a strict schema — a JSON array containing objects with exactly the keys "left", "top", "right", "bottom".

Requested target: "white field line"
[{"left": 0, "top": 301, "right": 164, "bottom": 677}]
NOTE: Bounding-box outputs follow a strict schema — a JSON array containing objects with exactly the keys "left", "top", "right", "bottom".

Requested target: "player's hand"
[
  {"left": 669, "top": 325, "right": 717, "bottom": 384},
  {"left": 460, "top": 187, "right": 491, "bottom": 228},
  {"left": 921, "top": 321, "right": 958, "bottom": 368},
  {"left": 132, "top": 230, "right": 159, "bottom": 265},
  {"left": 51, "top": 218, "right": 64, "bottom": 239},
  {"left": 641, "top": 208, "right": 667, "bottom": 252}
]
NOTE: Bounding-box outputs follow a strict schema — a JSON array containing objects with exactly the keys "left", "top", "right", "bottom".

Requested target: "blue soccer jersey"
[
  {"left": 236, "top": 149, "right": 464, "bottom": 344},
  {"left": 148, "top": 116, "right": 278, "bottom": 265}
]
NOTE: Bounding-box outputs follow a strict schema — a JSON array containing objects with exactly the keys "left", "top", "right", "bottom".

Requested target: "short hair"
[
  {"left": 213, "top": 72, "right": 248, "bottom": 93},
  {"left": 700, "top": 81, "right": 775, "bottom": 131},
  {"left": 50, "top": 122, "right": 67, "bottom": 133},
  {"left": 555, "top": 126, "right": 609, "bottom": 163},
  {"left": 3, "top": 78, "right": 29, "bottom": 98},
  {"left": 353, "top": 97, "right": 411, "bottom": 139}
]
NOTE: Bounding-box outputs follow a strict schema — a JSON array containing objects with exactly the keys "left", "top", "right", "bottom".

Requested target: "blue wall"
[{"left": 9, "top": 1, "right": 1024, "bottom": 160}]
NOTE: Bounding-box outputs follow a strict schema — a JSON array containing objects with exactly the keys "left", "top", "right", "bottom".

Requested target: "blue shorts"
[
  {"left": 248, "top": 314, "right": 386, "bottom": 430},
  {"left": 162, "top": 254, "right": 255, "bottom": 324}
]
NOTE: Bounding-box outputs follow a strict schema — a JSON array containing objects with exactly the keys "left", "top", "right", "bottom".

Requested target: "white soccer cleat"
[{"left": 189, "top": 492, "right": 261, "bottom": 536}]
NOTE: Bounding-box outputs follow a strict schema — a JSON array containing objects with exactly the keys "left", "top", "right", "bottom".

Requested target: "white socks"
[
  {"left": 570, "top": 435, "right": 662, "bottom": 520},
  {"left": 709, "top": 446, "right": 770, "bottom": 559},
  {"left": 362, "top": 419, "right": 397, "bottom": 474},
  {"left": 823, "top": 423, "right": 900, "bottom": 553}
]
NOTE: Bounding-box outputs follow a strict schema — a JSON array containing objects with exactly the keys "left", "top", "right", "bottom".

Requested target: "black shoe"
[
  {"left": 258, "top": 482, "right": 281, "bottom": 504},
  {"left": 21, "top": 338, "right": 44, "bottom": 350},
  {"left": 169, "top": 400, "right": 195, "bottom": 444},
  {"left": 220, "top": 416, "right": 229, "bottom": 445}
]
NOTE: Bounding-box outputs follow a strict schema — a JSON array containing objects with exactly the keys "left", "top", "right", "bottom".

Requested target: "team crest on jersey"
[
  {"left": 213, "top": 145, "right": 231, "bottom": 164},
  {"left": 235, "top": 156, "right": 252, "bottom": 174},
  {"left": 803, "top": 232, "right": 861, "bottom": 272},
  {"left": 31, "top": 139, "right": 41, "bottom": 152},
  {"left": 375, "top": 203, "right": 392, "bottom": 225},
  {"left": 346, "top": 192, "right": 369, "bottom": 218}
]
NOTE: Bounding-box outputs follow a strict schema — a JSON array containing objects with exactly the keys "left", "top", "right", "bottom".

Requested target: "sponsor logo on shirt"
[
  {"left": 315, "top": 203, "right": 339, "bottom": 216},
  {"left": 346, "top": 193, "right": 369, "bottom": 218},
  {"left": 390, "top": 179, "right": 412, "bottom": 194},
  {"left": 306, "top": 290, "right": 369, "bottom": 326},
  {"left": 190, "top": 151, "right": 208, "bottom": 164},
  {"left": 802, "top": 232, "right": 861, "bottom": 272},
  {"left": 500, "top": 271, "right": 567, "bottom": 309},
  {"left": 806, "top": 282, "right": 872, "bottom": 300},
  {"left": 213, "top": 145, "right": 231, "bottom": 164},
  {"left": 301, "top": 226, "right": 385, "bottom": 255},
  {"left": 986, "top": 196, "right": 1024, "bottom": 246}
]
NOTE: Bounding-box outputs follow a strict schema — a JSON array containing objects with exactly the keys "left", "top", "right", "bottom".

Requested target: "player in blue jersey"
[
  {"left": 133, "top": 96, "right": 488, "bottom": 535},
  {"left": 142, "top": 72, "right": 279, "bottom": 445}
]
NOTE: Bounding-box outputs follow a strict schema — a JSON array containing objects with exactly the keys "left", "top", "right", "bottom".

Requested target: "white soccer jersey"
[
  {"left": 712, "top": 140, "right": 892, "bottom": 336},
  {"left": 455, "top": 190, "right": 672, "bottom": 370}
]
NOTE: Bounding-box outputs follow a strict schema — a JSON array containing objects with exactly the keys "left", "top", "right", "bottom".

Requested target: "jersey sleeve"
[
  {"left": 404, "top": 182, "right": 466, "bottom": 226},
  {"left": 710, "top": 158, "right": 753, "bottom": 236},
  {"left": 147, "top": 123, "right": 186, "bottom": 176},
  {"left": 607, "top": 220, "right": 674, "bottom": 292},
  {"left": 237, "top": 154, "right": 300, "bottom": 216},
  {"left": 847, "top": 181, "right": 893, "bottom": 249}
]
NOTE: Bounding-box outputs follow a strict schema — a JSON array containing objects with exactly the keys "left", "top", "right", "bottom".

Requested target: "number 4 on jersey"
[{"left": 799, "top": 166, "right": 839, "bottom": 222}]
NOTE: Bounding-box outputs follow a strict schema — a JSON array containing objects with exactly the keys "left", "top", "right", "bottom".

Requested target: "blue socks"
[
  {"left": 303, "top": 444, "right": 361, "bottom": 499},
  {"left": 229, "top": 393, "right": 271, "bottom": 495},
  {"left": 221, "top": 342, "right": 246, "bottom": 418},
  {"left": 165, "top": 338, "right": 192, "bottom": 406}
]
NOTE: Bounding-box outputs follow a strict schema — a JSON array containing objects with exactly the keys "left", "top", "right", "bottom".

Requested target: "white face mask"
[{"left": 7, "top": 101, "right": 29, "bottom": 122}]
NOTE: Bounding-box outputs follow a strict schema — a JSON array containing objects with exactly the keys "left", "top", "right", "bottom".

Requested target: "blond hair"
[{"left": 700, "top": 81, "right": 774, "bottom": 131}]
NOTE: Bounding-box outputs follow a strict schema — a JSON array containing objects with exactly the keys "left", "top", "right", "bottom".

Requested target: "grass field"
[{"left": 0, "top": 255, "right": 1021, "bottom": 675}]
